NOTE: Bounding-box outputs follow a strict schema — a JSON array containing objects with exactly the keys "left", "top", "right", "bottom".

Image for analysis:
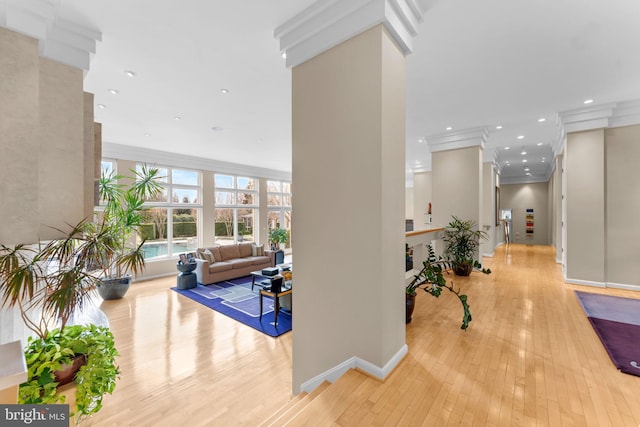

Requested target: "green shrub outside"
[
  {"left": 173, "top": 222, "right": 196, "bottom": 237},
  {"left": 140, "top": 223, "right": 156, "bottom": 241}
]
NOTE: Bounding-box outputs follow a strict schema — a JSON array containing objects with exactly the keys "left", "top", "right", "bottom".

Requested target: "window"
[
  {"left": 101, "top": 159, "right": 115, "bottom": 177},
  {"left": 214, "top": 174, "right": 258, "bottom": 245},
  {"left": 137, "top": 165, "right": 202, "bottom": 259},
  {"left": 267, "top": 180, "right": 292, "bottom": 249}
]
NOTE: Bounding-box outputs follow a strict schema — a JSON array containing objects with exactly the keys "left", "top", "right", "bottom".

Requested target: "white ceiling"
[{"left": 52, "top": 0, "right": 640, "bottom": 184}]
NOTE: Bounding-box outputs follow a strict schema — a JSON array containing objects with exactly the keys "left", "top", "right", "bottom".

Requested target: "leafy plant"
[
  {"left": 406, "top": 244, "right": 490, "bottom": 330},
  {"left": 0, "top": 164, "right": 162, "bottom": 421},
  {"left": 97, "top": 164, "right": 164, "bottom": 279},
  {"left": 269, "top": 228, "right": 289, "bottom": 246},
  {"left": 20, "top": 324, "right": 119, "bottom": 422},
  {"left": 442, "top": 216, "right": 489, "bottom": 275}
]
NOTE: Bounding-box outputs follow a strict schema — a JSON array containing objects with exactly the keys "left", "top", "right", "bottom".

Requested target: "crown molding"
[
  {"left": 610, "top": 99, "right": 640, "bottom": 128},
  {"left": 0, "top": 0, "right": 101, "bottom": 71},
  {"left": 103, "top": 143, "right": 292, "bottom": 182},
  {"left": 558, "top": 102, "right": 617, "bottom": 133},
  {"left": 275, "top": 0, "right": 423, "bottom": 68},
  {"left": 426, "top": 127, "right": 488, "bottom": 153}
]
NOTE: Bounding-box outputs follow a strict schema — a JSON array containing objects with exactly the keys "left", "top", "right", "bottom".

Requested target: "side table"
[{"left": 177, "top": 262, "right": 197, "bottom": 289}]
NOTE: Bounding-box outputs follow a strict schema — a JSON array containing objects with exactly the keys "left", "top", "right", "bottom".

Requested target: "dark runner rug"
[
  {"left": 172, "top": 276, "right": 291, "bottom": 337},
  {"left": 575, "top": 291, "right": 640, "bottom": 377}
]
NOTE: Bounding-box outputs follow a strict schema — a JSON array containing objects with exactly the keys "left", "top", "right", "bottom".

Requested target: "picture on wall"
[{"left": 525, "top": 208, "right": 534, "bottom": 239}]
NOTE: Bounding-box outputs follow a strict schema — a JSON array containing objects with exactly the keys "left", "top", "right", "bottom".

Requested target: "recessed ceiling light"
[
  {"left": 584, "top": 99, "right": 594, "bottom": 104},
  {"left": 541, "top": 159, "right": 546, "bottom": 163},
  {"left": 524, "top": 167, "right": 530, "bottom": 171},
  {"left": 220, "top": 89, "right": 229, "bottom": 94},
  {"left": 144, "top": 132, "right": 150, "bottom": 137},
  {"left": 538, "top": 118, "right": 546, "bottom": 122},
  {"left": 496, "top": 125, "right": 503, "bottom": 130},
  {"left": 124, "top": 70, "right": 136, "bottom": 77},
  {"left": 517, "top": 135, "right": 524, "bottom": 139},
  {"left": 211, "top": 126, "right": 224, "bottom": 131},
  {"left": 108, "top": 89, "right": 119, "bottom": 95},
  {"left": 522, "top": 159, "right": 528, "bottom": 163},
  {"left": 281, "top": 52, "right": 287, "bottom": 59},
  {"left": 537, "top": 142, "right": 543, "bottom": 146},
  {"left": 521, "top": 151, "right": 527, "bottom": 155},
  {"left": 446, "top": 127, "right": 452, "bottom": 131},
  {"left": 174, "top": 116, "right": 181, "bottom": 121},
  {"left": 97, "top": 104, "right": 105, "bottom": 109},
  {"left": 504, "top": 146, "right": 510, "bottom": 150},
  {"left": 505, "top": 161, "right": 510, "bottom": 164},
  {"left": 526, "top": 173, "right": 531, "bottom": 176},
  {"left": 418, "top": 138, "right": 424, "bottom": 143}
]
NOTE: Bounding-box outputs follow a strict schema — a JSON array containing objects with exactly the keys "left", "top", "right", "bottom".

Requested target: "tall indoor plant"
[
  {"left": 0, "top": 164, "right": 163, "bottom": 421},
  {"left": 0, "top": 229, "right": 120, "bottom": 422},
  {"left": 442, "top": 215, "right": 489, "bottom": 276},
  {"left": 95, "top": 164, "right": 164, "bottom": 299}
]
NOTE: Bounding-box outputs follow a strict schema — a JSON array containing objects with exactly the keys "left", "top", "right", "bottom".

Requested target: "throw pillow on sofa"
[
  {"left": 252, "top": 244, "right": 265, "bottom": 257},
  {"left": 202, "top": 249, "right": 215, "bottom": 264}
]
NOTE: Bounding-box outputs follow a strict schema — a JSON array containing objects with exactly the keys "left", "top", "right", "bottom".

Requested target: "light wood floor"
[{"left": 84, "top": 244, "right": 640, "bottom": 426}]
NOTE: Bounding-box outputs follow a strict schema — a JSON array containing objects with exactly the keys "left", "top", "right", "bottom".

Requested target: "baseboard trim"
[
  {"left": 135, "top": 272, "right": 175, "bottom": 282},
  {"left": 299, "top": 344, "right": 408, "bottom": 394},
  {"left": 605, "top": 282, "right": 640, "bottom": 292},
  {"left": 565, "top": 278, "right": 606, "bottom": 288},
  {"left": 482, "top": 252, "right": 494, "bottom": 258}
]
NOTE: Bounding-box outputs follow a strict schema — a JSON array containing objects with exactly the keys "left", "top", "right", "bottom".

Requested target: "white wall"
[
  {"left": 605, "top": 125, "right": 640, "bottom": 287},
  {"left": 565, "top": 129, "right": 605, "bottom": 284},
  {"left": 405, "top": 187, "right": 414, "bottom": 220},
  {"left": 431, "top": 146, "right": 482, "bottom": 253},
  {"left": 500, "top": 183, "right": 550, "bottom": 245},
  {"left": 481, "top": 162, "right": 497, "bottom": 256},
  {"left": 412, "top": 171, "right": 432, "bottom": 227}
]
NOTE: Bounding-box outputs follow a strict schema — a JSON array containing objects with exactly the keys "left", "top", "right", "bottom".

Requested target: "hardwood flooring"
[{"left": 84, "top": 244, "right": 640, "bottom": 426}]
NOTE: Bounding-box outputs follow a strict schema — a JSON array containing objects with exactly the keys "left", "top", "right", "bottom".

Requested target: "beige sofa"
[{"left": 193, "top": 242, "right": 275, "bottom": 285}]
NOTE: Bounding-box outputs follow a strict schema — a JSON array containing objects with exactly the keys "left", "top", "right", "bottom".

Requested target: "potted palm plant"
[
  {"left": 0, "top": 164, "right": 163, "bottom": 421},
  {"left": 95, "top": 164, "right": 164, "bottom": 299},
  {"left": 442, "top": 216, "right": 489, "bottom": 276},
  {"left": 0, "top": 231, "right": 119, "bottom": 422},
  {"left": 406, "top": 244, "right": 490, "bottom": 329}
]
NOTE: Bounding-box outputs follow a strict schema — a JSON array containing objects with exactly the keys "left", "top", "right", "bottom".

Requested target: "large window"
[
  {"left": 267, "top": 180, "right": 292, "bottom": 249},
  {"left": 137, "top": 165, "right": 202, "bottom": 259},
  {"left": 214, "top": 174, "right": 258, "bottom": 245}
]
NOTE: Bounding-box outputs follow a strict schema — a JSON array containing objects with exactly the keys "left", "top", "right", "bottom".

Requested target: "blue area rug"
[
  {"left": 575, "top": 291, "right": 640, "bottom": 377},
  {"left": 172, "top": 276, "right": 292, "bottom": 337}
]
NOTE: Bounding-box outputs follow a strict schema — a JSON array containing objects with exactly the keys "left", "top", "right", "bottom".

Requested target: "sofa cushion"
[
  {"left": 208, "top": 261, "right": 232, "bottom": 273},
  {"left": 238, "top": 242, "right": 253, "bottom": 258},
  {"left": 248, "top": 255, "right": 271, "bottom": 266},
  {"left": 227, "top": 258, "right": 253, "bottom": 269},
  {"left": 219, "top": 244, "right": 241, "bottom": 261}
]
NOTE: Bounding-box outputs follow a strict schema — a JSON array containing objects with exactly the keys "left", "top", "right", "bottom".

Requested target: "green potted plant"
[
  {"left": 406, "top": 244, "right": 490, "bottom": 329},
  {"left": 269, "top": 227, "right": 289, "bottom": 250},
  {"left": 0, "top": 237, "right": 120, "bottom": 422},
  {"left": 20, "top": 324, "right": 119, "bottom": 422},
  {"left": 442, "top": 215, "right": 489, "bottom": 276},
  {"left": 0, "top": 164, "right": 162, "bottom": 420},
  {"left": 95, "top": 164, "right": 164, "bottom": 299}
]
